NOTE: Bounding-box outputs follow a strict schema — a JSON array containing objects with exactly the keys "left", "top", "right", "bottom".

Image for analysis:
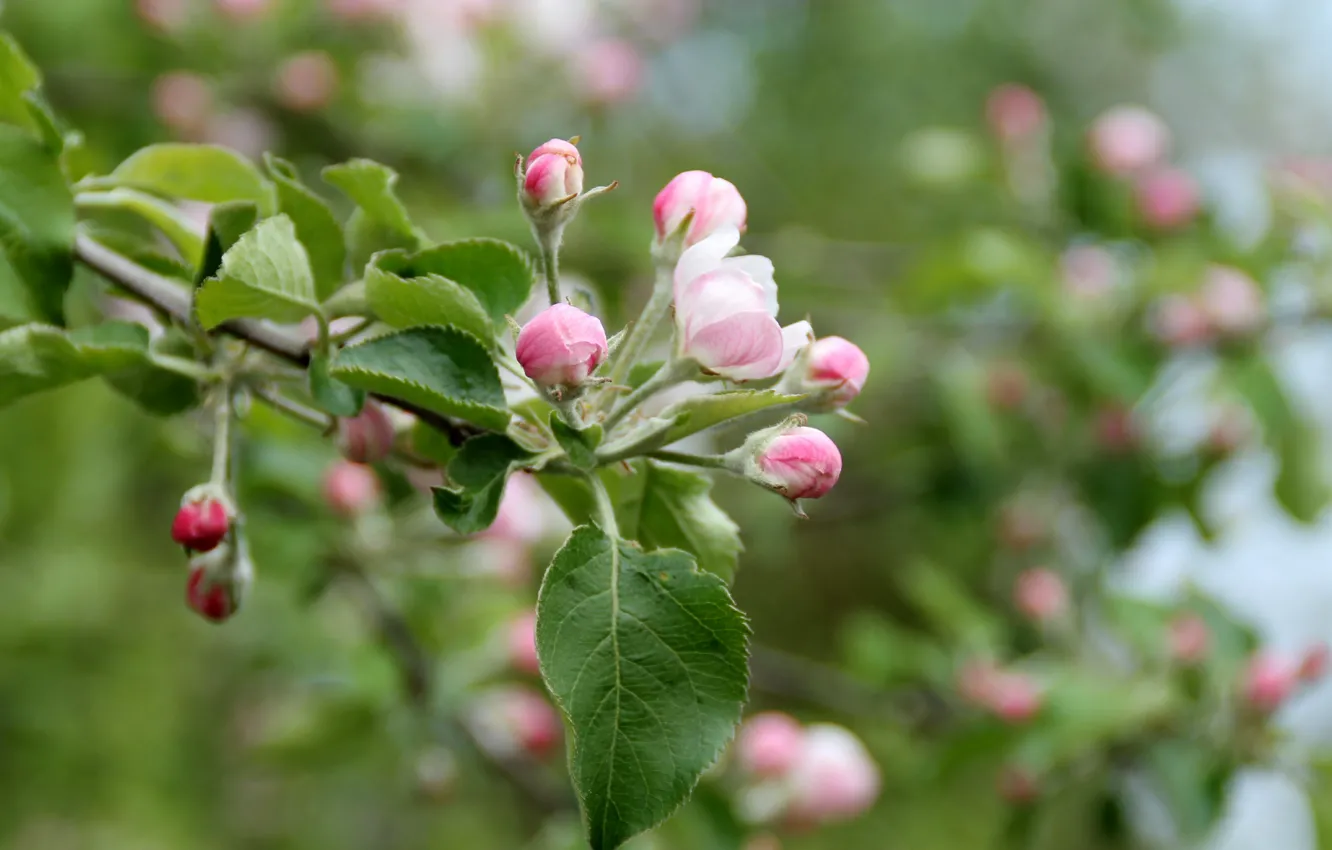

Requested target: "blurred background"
[{"left": 10, "top": 0, "right": 1332, "bottom": 847}]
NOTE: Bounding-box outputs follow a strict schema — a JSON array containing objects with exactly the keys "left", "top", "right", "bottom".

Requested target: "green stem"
[
  {"left": 210, "top": 387, "right": 233, "bottom": 488},
  {"left": 330, "top": 316, "right": 373, "bottom": 344},
  {"left": 537, "top": 225, "right": 565, "bottom": 305},
  {"left": 648, "top": 450, "right": 728, "bottom": 469},
  {"left": 602, "top": 262, "right": 675, "bottom": 411},
  {"left": 589, "top": 474, "right": 619, "bottom": 537},
  {"left": 602, "top": 357, "right": 696, "bottom": 434}
]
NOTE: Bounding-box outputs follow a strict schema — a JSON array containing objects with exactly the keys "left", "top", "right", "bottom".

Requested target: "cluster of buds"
[
  {"left": 171, "top": 485, "right": 252, "bottom": 623},
  {"left": 1151, "top": 264, "right": 1266, "bottom": 348},
  {"left": 1239, "top": 644, "right": 1328, "bottom": 714},
  {"left": 732, "top": 712, "right": 881, "bottom": 827},
  {"left": 957, "top": 661, "right": 1044, "bottom": 723}
]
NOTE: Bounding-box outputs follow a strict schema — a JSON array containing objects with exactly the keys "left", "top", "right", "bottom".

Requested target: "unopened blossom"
[
  {"left": 482, "top": 474, "right": 549, "bottom": 545},
  {"left": 187, "top": 562, "right": 237, "bottom": 622},
  {"left": 785, "top": 724, "right": 881, "bottom": 824},
  {"left": 337, "top": 402, "right": 396, "bottom": 464},
  {"left": 522, "top": 138, "right": 584, "bottom": 210},
  {"left": 1152, "top": 294, "right": 1212, "bottom": 348},
  {"left": 744, "top": 425, "right": 843, "bottom": 501},
  {"left": 506, "top": 612, "right": 540, "bottom": 675},
  {"left": 1013, "top": 567, "right": 1068, "bottom": 623},
  {"left": 1167, "top": 614, "right": 1210, "bottom": 664},
  {"left": 1087, "top": 105, "right": 1170, "bottom": 175},
  {"left": 654, "top": 170, "right": 747, "bottom": 246},
  {"left": 172, "top": 491, "right": 232, "bottom": 552},
  {"left": 1060, "top": 244, "right": 1118, "bottom": 301},
  {"left": 575, "top": 39, "right": 644, "bottom": 105},
  {"left": 1199, "top": 264, "right": 1264, "bottom": 336},
  {"left": 795, "top": 335, "right": 870, "bottom": 410},
  {"left": 516, "top": 303, "right": 608, "bottom": 389},
  {"left": 152, "top": 72, "right": 213, "bottom": 137},
  {"left": 985, "top": 84, "right": 1047, "bottom": 145},
  {"left": 1135, "top": 168, "right": 1200, "bottom": 230},
  {"left": 735, "top": 712, "right": 805, "bottom": 778},
  {"left": 469, "top": 686, "right": 561, "bottom": 758},
  {"left": 275, "top": 51, "right": 339, "bottom": 112},
  {"left": 323, "top": 461, "right": 381, "bottom": 517},
  {"left": 1241, "top": 653, "right": 1297, "bottom": 713}
]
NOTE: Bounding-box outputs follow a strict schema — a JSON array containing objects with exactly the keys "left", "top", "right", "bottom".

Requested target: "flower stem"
[
  {"left": 601, "top": 261, "right": 675, "bottom": 411},
  {"left": 535, "top": 224, "right": 566, "bottom": 305},
  {"left": 602, "top": 357, "right": 696, "bottom": 435},
  {"left": 210, "top": 387, "right": 233, "bottom": 488},
  {"left": 649, "top": 450, "right": 728, "bottom": 469}
]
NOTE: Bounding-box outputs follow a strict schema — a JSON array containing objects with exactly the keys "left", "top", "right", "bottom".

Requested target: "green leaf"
[
  {"left": 75, "top": 188, "right": 204, "bottom": 268},
  {"left": 0, "top": 32, "right": 41, "bottom": 131},
  {"left": 628, "top": 360, "right": 664, "bottom": 390},
  {"left": 0, "top": 125, "right": 73, "bottom": 326},
  {"left": 195, "top": 215, "right": 320, "bottom": 328},
  {"left": 195, "top": 201, "right": 259, "bottom": 284},
  {"left": 376, "top": 239, "right": 534, "bottom": 325},
  {"left": 329, "top": 325, "right": 509, "bottom": 430},
  {"left": 309, "top": 349, "right": 364, "bottom": 417},
  {"left": 432, "top": 433, "right": 535, "bottom": 534},
  {"left": 323, "top": 159, "right": 423, "bottom": 251},
  {"left": 102, "top": 327, "right": 202, "bottom": 415},
  {"left": 551, "top": 415, "right": 602, "bottom": 471},
  {"left": 633, "top": 462, "right": 742, "bottom": 582},
  {"left": 265, "top": 154, "right": 346, "bottom": 300},
  {"left": 659, "top": 390, "right": 803, "bottom": 445},
  {"left": 101, "top": 144, "right": 272, "bottom": 211},
  {"left": 364, "top": 263, "right": 492, "bottom": 343},
  {"left": 0, "top": 323, "right": 91, "bottom": 405},
  {"left": 536, "top": 525, "right": 750, "bottom": 850},
  {"left": 411, "top": 419, "right": 459, "bottom": 467}
]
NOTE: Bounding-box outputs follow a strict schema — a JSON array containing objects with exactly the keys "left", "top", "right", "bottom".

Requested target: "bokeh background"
[{"left": 10, "top": 0, "right": 1332, "bottom": 848}]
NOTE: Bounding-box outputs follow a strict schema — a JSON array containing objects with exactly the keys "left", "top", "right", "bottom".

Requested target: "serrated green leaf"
[
  {"left": 432, "top": 433, "right": 535, "bottom": 533},
  {"left": 195, "top": 201, "right": 259, "bottom": 284},
  {"left": 329, "top": 325, "right": 509, "bottom": 430},
  {"left": 323, "top": 158, "right": 423, "bottom": 246},
  {"left": 309, "top": 349, "right": 364, "bottom": 417},
  {"left": 102, "top": 144, "right": 273, "bottom": 211},
  {"left": 632, "top": 462, "right": 742, "bottom": 582},
  {"left": 75, "top": 188, "right": 204, "bottom": 268},
  {"left": 376, "top": 239, "right": 534, "bottom": 325},
  {"left": 0, "top": 323, "right": 90, "bottom": 405},
  {"left": 265, "top": 154, "right": 346, "bottom": 300},
  {"left": 195, "top": 215, "right": 320, "bottom": 328},
  {"left": 0, "top": 125, "right": 74, "bottom": 325},
  {"left": 536, "top": 524, "right": 750, "bottom": 850},
  {"left": 551, "top": 415, "right": 601, "bottom": 471},
  {"left": 364, "top": 263, "right": 492, "bottom": 343},
  {"left": 659, "top": 390, "right": 803, "bottom": 445},
  {"left": 22, "top": 91, "right": 63, "bottom": 153},
  {"left": 0, "top": 32, "right": 41, "bottom": 131}
]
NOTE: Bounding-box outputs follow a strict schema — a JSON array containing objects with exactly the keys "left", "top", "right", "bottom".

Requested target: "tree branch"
[{"left": 74, "top": 233, "right": 477, "bottom": 445}]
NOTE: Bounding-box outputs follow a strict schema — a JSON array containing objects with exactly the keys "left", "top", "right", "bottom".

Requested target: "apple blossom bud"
[
  {"left": 1013, "top": 568, "right": 1068, "bottom": 623},
  {"left": 469, "top": 687, "right": 562, "bottom": 759},
  {"left": 1060, "top": 244, "right": 1118, "bottom": 301},
  {"left": 735, "top": 712, "right": 805, "bottom": 778},
  {"left": 1135, "top": 168, "right": 1200, "bottom": 230},
  {"left": 785, "top": 724, "right": 880, "bottom": 824},
  {"left": 337, "top": 402, "right": 396, "bottom": 464},
  {"left": 1152, "top": 294, "right": 1212, "bottom": 348},
  {"left": 152, "top": 72, "right": 213, "bottom": 137},
  {"left": 186, "top": 563, "right": 237, "bottom": 622},
  {"left": 522, "top": 138, "right": 584, "bottom": 210},
  {"left": 323, "top": 461, "right": 381, "bottom": 517},
  {"left": 988, "top": 672, "right": 1043, "bottom": 723},
  {"left": 1087, "top": 105, "right": 1170, "bottom": 175},
  {"left": 733, "top": 421, "right": 842, "bottom": 503},
  {"left": 795, "top": 336, "right": 870, "bottom": 410},
  {"left": 481, "top": 474, "right": 548, "bottom": 545},
  {"left": 985, "top": 84, "right": 1047, "bottom": 146},
  {"left": 576, "top": 39, "right": 644, "bottom": 105},
  {"left": 515, "top": 303, "right": 608, "bottom": 390},
  {"left": 653, "top": 170, "right": 747, "bottom": 247},
  {"left": 1299, "top": 644, "right": 1328, "bottom": 682},
  {"left": 997, "top": 765, "right": 1041, "bottom": 805},
  {"left": 1199, "top": 265, "right": 1264, "bottom": 337},
  {"left": 275, "top": 51, "right": 339, "bottom": 113},
  {"left": 1167, "top": 614, "right": 1209, "bottom": 665},
  {"left": 215, "top": 0, "right": 270, "bottom": 21},
  {"left": 172, "top": 492, "right": 232, "bottom": 552},
  {"left": 506, "top": 612, "right": 540, "bottom": 675},
  {"left": 184, "top": 541, "right": 252, "bottom": 623},
  {"left": 1241, "top": 653, "right": 1297, "bottom": 713}
]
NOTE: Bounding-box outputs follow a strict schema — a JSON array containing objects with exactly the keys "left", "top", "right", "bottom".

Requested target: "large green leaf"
[
  {"left": 658, "top": 389, "right": 803, "bottom": 445},
  {"left": 634, "top": 462, "right": 743, "bottom": 582},
  {"left": 265, "top": 154, "right": 346, "bottom": 300},
  {"left": 536, "top": 525, "right": 750, "bottom": 850},
  {"left": 364, "top": 263, "right": 492, "bottom": 343},
  {"left": 376, "top": 239, "right": 534, "bottom": 325},
  {"left": 432, "top": 433, "right": 535, "bottom": 533},
  {"left": 309, "top": 349, "right": 364, "bottom": 417},
  {"left": 101, "top": 144, "right": 273, "bottom": 211},
  {"left": 74, "top": 187, "right": 204, "bottom": 268},
  {"left": 329, "top": 325, "right": 509, "bottom": 430},
  {"left": 0, "top": 125, "right": 74, "bottom": 325},
  {"left": 323, "top": 158, "right": 424, "bottom": 269},
  {"left": 194, "top": 201, "right": 259, "bottom": 284},
  {"left": 0, "top": 31, "right": 41, "bottom": 132},
  {"left": 195, "top": 215, "right": 320, "bottom": 328}
]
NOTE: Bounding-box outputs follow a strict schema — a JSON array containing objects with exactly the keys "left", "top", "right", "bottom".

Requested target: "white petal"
[
  {"left": 673, "top": 225, "right": 741, "bottom": 299},
  {"left": 724, "top": 254, "right": 778, "bottom": 315},
  {"left": 776, "top": 320, "right": 814, "bottom": 373}
]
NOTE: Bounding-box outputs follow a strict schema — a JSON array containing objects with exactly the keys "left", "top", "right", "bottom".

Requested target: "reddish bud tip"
[
  {"left": 1299, "top": 644, "right": 1329, "bottom": 683},
  {"left": 172, "top": 497, "right": 231, "bottom": 552},
  {"left": 1241, "top": 652, "right": 1297, "bottom": 713},
  {"left": 1013, "top": 567, "right": 1068, "bottom": 623},
  {"left": 187, "top": 564, "right": 237, "bottom": 622},
  {"left": 337, "top": 402, "right": 397, "bottom": 464}
]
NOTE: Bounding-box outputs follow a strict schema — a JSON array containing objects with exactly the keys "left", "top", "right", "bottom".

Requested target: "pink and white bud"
[
  {"left": 673, "top": 227, "right": 804, "bottom": 380},
  {"left": 323, "top": 461, "right": 382, "bottom": 517},
  {"left": 785, "top": 724, "right": 880, "bottom": 824},
  {"left": 515, "top": 303, "right": 608, "bottom": 389},
  {"left": 1087, "top": 105, "right": 1171, "bottom": 175},
  {"left": 337, "top": 402, "right": 396, "bottom": 464},
  {"left": 172, "top": 492, "right": 232, "bottom": 552},
  {"left": 152, "top": 72, "right": 214, "bottom": 137},
  {"left": 735, "top": 712, "right": 805, "bottom": 778},
  {"left": 987, "top": 672, "right": 1043, "bottom": 723},
  {"left": 575, "top": 39, "right": 644, "bottom": 105},
  {"left": 738, "top": 423, "right": 843, "bottom": 501},
  {"left": 187, "top": 563, "right": 237, "bottom": 622},
  {"left": 522, "top": 138, "right": 584, "bottom": 209},
  {"left": 1167, "top": 614, "right": 1210, "bottom": 664},
  {"left": 506, "top": 612, "right": 540, "bottom": 675},
  {"left": 653, "top": 170, "right": 747, "bottom": 247},
  {"left": 1299, "top": 644, "right": 1328, "bottom": 682},
  {"left": 1135, "top": 168, "right": 1200, "bottom": 230},
  {"left": 1060, "top": 244, "right": 1118, "bottom": 301},
  {"left": 1152, "top": 294, "right": 1212, "bottom": 348},
  {"left": 215, "top": 0, "right": 271, "bottom": 21},
  {"left": 275, "top": 51, "right": 340, "bottom": 113},
  {"left": 184, "top": 543, "right": 252, "bottom": 623},
  {"left": 469, "top": 686, "right": 561, "bottom": 759},
  {"left": 1241, "top": 653, "right": 1297, "bottom": 713},
  {"left": 1013, "top": 567, "right": 1068, "bottom": 623},
  {"left": 985, "top": 84, "right": 1047, "bottom": 146},
  {"left": 797, "top": 336, "right": 870, "bottom": 409},
  {"left": 1200, "top": 265, "right": 1264, "bottom": 336}
]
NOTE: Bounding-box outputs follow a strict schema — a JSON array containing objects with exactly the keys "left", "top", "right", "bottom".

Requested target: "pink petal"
[
  {"left": 677, "top": 269, "right": 771, "bottom": 340},
  {"left": 684, "top": 311, "right": 784, "bottom": 381},
  {"left": 673, "top": 226, "right": 741, "bottom": 300},
  {"left": 776, "top": 321, "right": 814, "bottom": 373}
]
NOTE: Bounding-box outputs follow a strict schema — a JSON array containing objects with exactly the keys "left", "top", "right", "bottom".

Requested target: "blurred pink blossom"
[
  {"left": 785, "top": 724, "right": 880, "bottom": 824},
  {"left": 327, "top": 0, "right": 402, "bottom": 21},
  {"left": 735, "top": 712, "right": 805, "bottom": 778},
  {"left": 1059, "top": 244, "right": 1117, "bottom": 301},
  {"left": 1135, "top": 167, "right": 1200, "bottom": 230},
  {"left": 204, "top": 109, "right": 278, "bottom": 159},
  {"left": 985, "top": 83, "right": 1046, "bottom": 146},
  {"left": 505, "top": 612, "right": 540, "bottom": 675},
  {"left": 152, "top": 72, "right": 214, "bottom": 138},
  {"left": 1013, "top": 567, "right": 1068, "bottom": 623},
  {"left": 275, "top": 51, "right": 340, "bottom": 113},
  {"left": 1199, "top": 264, "right": 1264, "bottom": 337},
  {"left": 1167, "top": 614, "right": 1210, "bottom": 664},
  {"left": 137, "top": 0, "right": 189, "bottom": 33},
  {"left": 215, "top": 0, "right": 272, "bottom": 22},
  {"left": 1087, "top": 105, "right": 1170, "bottom": 176},
  {"left": 1152, "top": 294, "right": 1212, "bottom": 349},
  {"left": 1242, "top": 653, "right": 1297, "bottom": 713},
  {"left": 481, "top": 474, "right": 548, "bottom": 545},
  {"left": 575, "top": 39, "right": 645, "bottom": 105}
]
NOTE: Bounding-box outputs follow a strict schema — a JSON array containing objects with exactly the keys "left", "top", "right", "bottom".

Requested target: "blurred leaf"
[
  {"left": 432, "top": 433, "right": 533, "bottom": 534},
  {"left": 1141, "top": 740, "right": 1228, "bottom": 842},
  {"left": 364, "top": 262, "right": 492, "bottom": 343},
  {"left": 309, "top": 349, "right": 364, "bottom": 417},
  {"left": 659, "top": 390, "right": 803, "bottom": 445},
  {"left": 535, "top": 524, "right": 749, "bottom": 850},
  {"left": 75, "top": 188, "right": 204, "bottom": 268},
  {"left": 899, "top": 562, "right": 1001, "bottom": 651},
  {"left": 196, "top": 215, "right": 320, "bottom": 328},
  {"left": 376, "top": 239, "right": 535, "bottom": 326},
  {"left": 265, "top": 154, "right": 347, "bottom": 301},
  {"left": 323, "top": 159, "right": 424, "bottom": 267},
  {"left": 101, "top": 143, "right": 273, "bottom": 211},
  {"left": 410, "top": 419, "right": 458, "bottom": 467},
  {"left": 195, "top": 200, "right": 259, "bottom": 284},
  {"left": 0, "top": 31, "right": 40, "bottom": 131},
  {"left": 623, "top": 461, "right": 743, "bottom": 582},
  {"left": 331, "top": 325, "right": 508, "bottom": 430},
  {"left": 0, "top": 124, "right": 73, "bottom": 325},
  {"left": 550, "top": 414, "right": 601, "bottom": 471}
]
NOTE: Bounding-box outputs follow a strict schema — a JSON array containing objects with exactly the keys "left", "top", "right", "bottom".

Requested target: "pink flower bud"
[
  {"left": 172, "top": 495, "right": 231, "bottom": 552},
  {"left": 1299, "top": 644, "right": 1328, "bottom": 682},
  {"left": 1087, "top": 105, "right": 1171, "bottom": 175},
  {"left": 186, "top": 563, "right": 238, "bottom": 622},
  {"left": 506, "top": 612, "right": 540, "bottom": 675},
  {"left": 957, "top": 661, "right": 1002, "bottom": 706},
  {"left": 673, "top": 227, "right": 803, "bottom": 380},
  {"left": 1167, "top": 614, "right": 1210, "bottom": 664},
  {"left": 1241, "top": 653, "right": 1297, "bottom": 713},
  {"left": 1013, "top": 568, "right": 1068, "bottom": 623},
  {"left": 653, "top": 170, "right": 747, "bottom": 246},
  {"left": 1200, "top": 264, "right": 1264, "bottom": 337},
  {"left": 735, "top": 712, "right": 805, "bottom": 778},
  {"left": 785, "top": 724, "right": 880, "bottom": 824},
  {"left": 800, "top": 336, "right": 870, "bottom": 408},
  {"left": 522, "top": 139, "right": 584, "bottom": 209},
  {"left": 575, "top": 39, "right": 644, "bottom": 105},
  {"left": 988, "top": 672, "right": 1043, "bottom": 723},
  {"left": 337, "top": 402, "right": 396, "bottom": 464},
  {"left": 152, "top": 72, "right": 214, "bottom": 137},
  {"left": 275, "top": 51, "right": 339, "bottom": 113},
  {"left": 323, "top": 461, "right": 381, "bottom": 517},
  {"left": 215, "top": 0, "right": 270, "bottom": 21},
  {"left": 1135, "top": 168, "right": 1200, "bottom": 230},
  {"left": 750, "top": 426, "right": 843, "bottom": 501},
  {"left": 1060, "top": 244, "right": 1118, "bottom": 301},
  {"left": 1152, "top": 294, "right": 1212, "bottom": 348},
  {"left": 985, "top": 84, "right": 1047, "bottom": 145},
  {"left": 138, "top": 0, "right": 189, "bottom": 32},
  {"left": 515, "top": 303, "right": 608, "bottom": 389}
]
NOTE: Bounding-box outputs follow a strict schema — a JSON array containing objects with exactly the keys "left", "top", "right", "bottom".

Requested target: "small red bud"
[
  {"left": 1299, "top": 644, "right": 1328, "bottom": 683},
  {"left": 337, "top": 402, "right": 396, "bottom": 464},
  {"left": 187, "top": 564, "right": 237, "bottom": 622},
  {"left": 172, "top": 496, "right": 231, "bottom": 552},
  {"left": 1013, "top": 567, "right": 1068, "bottom": 623},
  {"left": 323, "top": 461, "right": 382, "bottom": 517},
  {"left": 1241, "top": 652, "right": 1297, "bottom": 713}
]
